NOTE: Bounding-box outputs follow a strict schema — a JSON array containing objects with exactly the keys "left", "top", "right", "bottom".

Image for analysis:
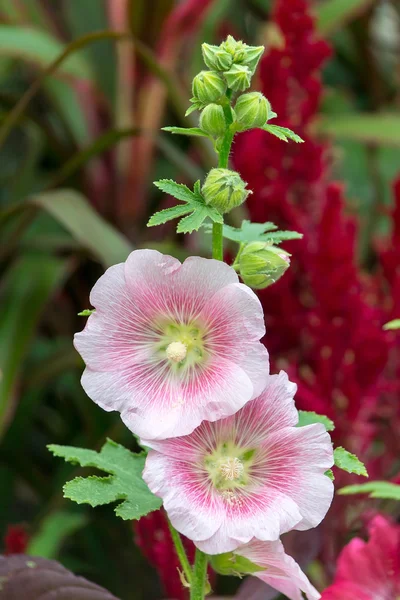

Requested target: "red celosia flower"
[
  {"left": 4, "top": 525, "right": 29, "bottom": 555},
  {"left": 321, "top": 515, "right": 400, "bottom": 599},
  {"left": 233, "top": 0, "right": 399, "bottom": 567}
]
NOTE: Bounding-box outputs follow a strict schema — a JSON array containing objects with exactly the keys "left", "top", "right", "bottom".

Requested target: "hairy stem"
[
  {"left": 212, "top": 90, "right": 235, "bottom": 261},
  {"left": 190, "top": 549, "right": 208, "bottom": 600},
  {"left": 167, "top": 519, "right": 193, "bottom": 586}
]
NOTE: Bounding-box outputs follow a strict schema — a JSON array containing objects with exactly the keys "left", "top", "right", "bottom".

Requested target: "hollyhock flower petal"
[
  {"left": 143, "top": 371, "right": 334, "bottom": 553},
  {"left": 75, "top": 249, "right": 269, "bottom": 440},
  {"left": 321, "top": 515, "right": 400, "bottom": 599},
  {"left": 236, "top": 539, "right": 320, "bottom": 600}
]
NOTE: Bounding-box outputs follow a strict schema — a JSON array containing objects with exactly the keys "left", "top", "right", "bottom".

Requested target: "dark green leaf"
[
  {"left": 318, "top": 114, "right": 400, "bottom": 146},
  {"left": 27, "top": 511, "right": 87, "bottom": 559},
  {"left": 297, "top": 411, "right": 335, "bottom": 432},
  {"left": 339, "top": 481, "right": 400, "bottom": 500},
  {"left": 48, "top": 439, "right": 162, "bottom": 520},
  {"left": 0, "top": 256, "right": 69, "bottom": 438},
  {"left": 334, "top": 447, "right": 368, "bottom": 477},
  {"left": 316, "top": 0, "right": 375, "bottom": 35},
  {"left": 32, "top": 189, "right": 133, "bottom": 267}
]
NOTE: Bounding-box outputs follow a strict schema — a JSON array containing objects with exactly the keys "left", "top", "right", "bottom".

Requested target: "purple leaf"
[{"left": 0, "top": 555, "right": 120, "bottom": 600}]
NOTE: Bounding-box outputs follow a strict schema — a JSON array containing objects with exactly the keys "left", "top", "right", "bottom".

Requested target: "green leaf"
[
  {"left": 27, "top": 511, "right": 87, "bottom": 559},
  {"left": 206, "top": 220, "right": 302, "bottom": 244},
  {"left": 383, "top": 319, "right": 400, "bottom": 331},
  {"left": 318, "top": 114, "right": 400, "bottom": 146},
  {"left": 154, "top": 179, "right": 197, "bottom": 203},
  {"left": 162, "top": 126, "right": 209, "bottom": 137},
  {"left": 48, "top": 439, "right": 162, "bottom": 520},
  {"left": 261, "top": 230, "right": 304, "bottom": 243},
  {"left": 325, "top": 469, "right": 335, "bottom": 481},
  {"left": 0, "top": 256, "right": 69, "bottom": 439},
  {"left": 262, "top": 124, "right": 304, "bottom": 143},
  {"left": 339, "top": 481, "right": 400, "bottom": 500},
  {"left": 316, "top": 0, "right": 375, "bottom": 35},
  {"left": 78, "top": 309, "right": 95, "bottom": 316},
  {"left": 0, "top": 25, "right": 92, "bottom": 79},
  {"left": 176, "top": 206, "right": 210, "bottom": 234},
  {"left": 297, "top": 411, "right": 335, "bottom": 432},
  {"left": 32, "top": 189, "right": 133, "bottom": 267},
  {"left": 334, "top": 447, "right": 368, "bottom": 477},
  {"left": 147, "top": 204, "right": 193, "bottom": 227},
  {"left": 266, "top": 125, "right": 304, "bottom": 143},
  {"left": 150, "top": 179, "right": 223, "bottom": 232}
]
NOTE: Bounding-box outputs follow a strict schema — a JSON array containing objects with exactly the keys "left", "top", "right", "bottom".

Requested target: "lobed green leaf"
[
  {"left": 154, "top": 179, "right": 196, "bottom": 203},
  {"left": 48, "top": 439, "right": 162, "bottom": 520},
  {"left": 262, "top": 124, "right": 304, "bottom": 143},
  {"left": 147, "top": 204, "right": 193, "bottom": 227},
  {"left": 205, "top": 220, "right": 302, "bottom": 244},
  {"left": 333, "top": 447, "right": 368, "bottom": 477}
]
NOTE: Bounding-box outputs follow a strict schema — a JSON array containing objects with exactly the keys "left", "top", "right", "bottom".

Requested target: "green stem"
[
  {"left": 190, "top": 549, "right": 208, "bottom": 600},
  {"left": 212, "top": 222, "right": 224, "bottom": 260},
  {"left": 167, "top": 519, "right": 192, "bottom": 586},
  {"left": 212, "top": 90, "right": 235, "bottom": 261}
]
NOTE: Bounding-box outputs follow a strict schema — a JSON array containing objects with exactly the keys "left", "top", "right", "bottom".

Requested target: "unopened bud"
[
  {"left": 192, "top": 70, "right": 226, "bottom": 105},
  {"left": 240, "top": 45, "right": 264, "bottom": 74},
  {"left": 202, "top": 43, "right": 233, "bottom": 71},
  {"left": 224, "top": 64, "right": 252, "bottom": 92},
  {"left": 239, "top": 242, "right": 290, "bottom": 289},
  {"left": 199, "top": 103, "right": 226, "bottom": 137},
  {"left": 202, "top": 168, "right": 251, "bottom": 214},
  {"left": 211, "top": 552, "right": 264, "bottom": 577},
  {"left": 234, "top": 92, "right": 270, "bottom": 130}
]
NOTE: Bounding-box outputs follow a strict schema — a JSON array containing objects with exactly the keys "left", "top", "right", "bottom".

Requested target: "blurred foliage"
[{"left": 0, "top": 0, "right": 399, "bottom": 599}]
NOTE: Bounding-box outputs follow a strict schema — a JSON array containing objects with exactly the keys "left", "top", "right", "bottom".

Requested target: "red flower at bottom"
[
  {"left": 321, "top": 515, "right": 400, "bottom": 599},
  {"left": 4, "top": 525, "right": 29, "bottom": 555}
]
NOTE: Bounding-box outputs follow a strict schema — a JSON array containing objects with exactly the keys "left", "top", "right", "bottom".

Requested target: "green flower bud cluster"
[
  {"left": 202, "top": 168, "right": 251, "bottom": 214},
  {"left": 187, "top": 36, "right": 266, "bottom": 131},
  {"left": 239, "top": 242, "right": 290, "bottom": 289}
]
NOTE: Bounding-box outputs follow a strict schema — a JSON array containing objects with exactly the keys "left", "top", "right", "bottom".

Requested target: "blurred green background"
[{"left": 0, "top": 1, "right": 399, "bottom": 598}]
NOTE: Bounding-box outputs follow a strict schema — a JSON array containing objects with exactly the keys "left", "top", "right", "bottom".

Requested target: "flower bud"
[
  {"left": 234, "top": 92, "right": 270, "bottom": 130},
  {"left": 192, "top": 70, "right": 226, "bottom": 104},
  {"left": 224, "top": 64, "right": 252, "bottom": 92},
  {"left": 239, "top": 242, "right": 290, "bottom": 289},
  {"left": 199, "top": 103, "right": 226, "bottom": 137},
  {"left": 240, "top": 45, "right": 264, "bottom": 74},
  {"left": 210, "top": 552, "right": 264, "bottom": 577},
  {"left": 201, "top": 43, "right": 233, "bottom": 71},
  {"left": 202, "top": 168, "right": 251, "bottom": 214}
]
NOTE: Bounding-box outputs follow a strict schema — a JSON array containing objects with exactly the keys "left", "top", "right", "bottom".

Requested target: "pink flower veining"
[
  {"left": 235, "top": 538, "right": 320, "bottom": 600},
  {"left": 143, "top": 371, "right": 334, "bottom": 554},
  {"left": 74, "top": 249, "right": 269, "bottom": 440}
]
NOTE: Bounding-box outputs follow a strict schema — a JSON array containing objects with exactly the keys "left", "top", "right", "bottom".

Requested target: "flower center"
[
  {"left": 154, "top": 320, "right": 209, "bottom": 373},
  {"left": 166, "top": 341, "right": 187, "bottom": 363},
  {"left": 219, "top": 457, "right": 244, "bottom": 481},
  {"left": 204, "top": 441, "right": 256, "bottom": 492}
]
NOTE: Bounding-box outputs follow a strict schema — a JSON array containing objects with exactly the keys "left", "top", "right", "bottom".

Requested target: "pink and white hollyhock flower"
[
  {"left": 321, "top": 515, "right": 400, "bottom": 600},
  {"left": 229, "top": 539, "right": 320, "bottom": 600},
  {"left": 143, "top": 371, "right": 334, "bottom": 554},
  {"left": 74, "top": 249, "right": 269, "bottom": 441}
]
